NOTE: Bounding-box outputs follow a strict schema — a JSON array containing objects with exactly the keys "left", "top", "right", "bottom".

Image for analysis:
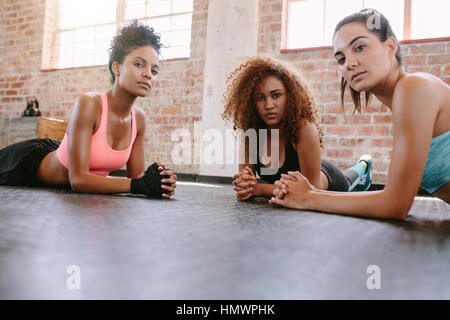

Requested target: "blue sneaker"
[{"left": 353, "top": 154, "right": 372, "bottom": 191}]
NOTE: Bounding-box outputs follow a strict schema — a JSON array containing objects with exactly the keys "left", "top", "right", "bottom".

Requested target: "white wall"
[{"left": 199, "top": 0, "right": 260, "bottom": 177}]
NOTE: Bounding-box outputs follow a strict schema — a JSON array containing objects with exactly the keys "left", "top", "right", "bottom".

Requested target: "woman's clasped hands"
[
  {"left": 269, "top": 171, "right": 316, "bottom": 210},
  {"left": 232, "top": 166, "right": 258, "bottom": 201}
]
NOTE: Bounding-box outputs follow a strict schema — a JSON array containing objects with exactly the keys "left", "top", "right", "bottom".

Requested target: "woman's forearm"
[
  {"left": 304, "top": 189, "right": 409, "bottom": 220},
  {"left": 254, "top": 182, "right": 275, "bottom": 197},
  {"left": 69, "top": 173, "right": 132, "bottom": 194}
]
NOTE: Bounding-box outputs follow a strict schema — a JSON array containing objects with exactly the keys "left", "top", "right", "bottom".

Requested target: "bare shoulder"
[
  {"left": 296, "top": 120, "right": 320, "bottom": 148},
  {"left": 77, "top": 92, "right": 101, "bottom": 105},
  {"left": 75, "top": 93, "right": 102, "bottom": 116},
  {"left": 393, "top": 73, "right": 446, "bottom": 115},
  {"left": 391, "top": 73, "right": 450, "bottom": 137},
  {"left": 298, "top": 120, "right": 319, "bottom": 139},
  {"left": 132, "top": 105, "right": 146, "bottom": 134},
  {"left": 65, "top": 93, "right": 103, "bottom": 134},
  {"left": 395, "top": 73, "right": 448, "bottom": 100},
  {"left": 133, "top": 105, "right": 146, "bottom": 119}
]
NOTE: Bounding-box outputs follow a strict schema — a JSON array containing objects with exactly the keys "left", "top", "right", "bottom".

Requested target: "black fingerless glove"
[{"left": 130, "top": 162, "right": 171, "bottom": 197}]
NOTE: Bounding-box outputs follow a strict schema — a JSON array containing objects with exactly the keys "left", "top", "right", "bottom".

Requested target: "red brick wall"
[
  {"left": 0, "top": 0, "right": 449, "bottom": 182},
  {"left": 143, "top": 0, "right": 208, "bottom": 174},
  {"left": 258, "top": 0, "right": 450, "bottom": 183}
]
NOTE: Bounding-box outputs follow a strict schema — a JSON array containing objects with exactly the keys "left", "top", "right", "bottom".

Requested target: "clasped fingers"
[
  {"left": 161, "top": 177, "right": 177, "bottom": 184},
  {"left": 233, "top": 180, "right": 255, "bottom": 189}
]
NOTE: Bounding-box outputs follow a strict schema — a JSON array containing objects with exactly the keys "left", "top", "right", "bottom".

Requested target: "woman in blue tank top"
[
  {"left": 222, "top": 56, "right": 372, "bottom": 201},
  {"left": 271, "top": 9, "right": 450, "bottom": 219}
]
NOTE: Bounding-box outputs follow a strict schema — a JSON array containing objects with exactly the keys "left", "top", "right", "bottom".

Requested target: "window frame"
[
  {"left": 43, "top": 0, "right": 193, "bottom": 71},
  {"left": 281, "top": 0, "right": 450, "bottom": 52}
]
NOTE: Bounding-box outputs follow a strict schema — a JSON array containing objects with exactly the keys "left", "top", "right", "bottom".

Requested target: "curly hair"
[
  {"left": 108, "top": 20, "right": 163, "bottom": 83},
  {"left": 222, "top": 56, "right": 323, "bottom": 147}
]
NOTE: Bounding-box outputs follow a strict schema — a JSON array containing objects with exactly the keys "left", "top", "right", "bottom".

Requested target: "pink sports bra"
[{"left": 56, "top": 93, "right": 137, "bottom": 176}]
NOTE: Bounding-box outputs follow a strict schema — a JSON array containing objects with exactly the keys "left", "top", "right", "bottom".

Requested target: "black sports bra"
[{"left": 254, "top": 138, "right": 300, "bottom": 184}]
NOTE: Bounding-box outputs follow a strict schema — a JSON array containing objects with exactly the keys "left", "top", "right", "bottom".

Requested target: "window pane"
[
  {"left": 170, "top": 29, "right": 191, "bottom": 46},
  {"left": 161, "top": 46, "right": 172, "bottom": 59},
  {"left": 159, "top": 31, "right": 170, "bottom": 47},
  {"left": 54, "top": 0, "right": 192, "bottom": 68},
  {"left": 126, "top": 0, "right": 146, "bottom": 5},
  {"left": 58, "top": 0, "right": 76, "bottom": 29},
  {"left": 172, "top": 0, "right": 193, "bottom": 13},
  {"left": 73, "top": 41, "right": 94, "bottom": 67},
  {"left": 93, "top": 53, "right": 108, "bottom": 66},
  {"left": 147, "top": 0, "right": 171, "bottom": 17},
  {"left": 172, "top": 46, "right": 190, "bottom": 58},
  {"left": 75, "top": 0, "right": 95, "bottom": 27},
  {"left": 324, "top": 0, "right": 362, "bottom": 44},
  {"left": 364, "top": 0, "right": 404, "bottom": 40},
  {"left": 95, "top": 24, "right": 117, "bottom": 40},
  {"left": 171, "top": 13, "right": 192, "bottom": 30},
  {"left": 74, "top": 41, "right": 94, "bottom": 57},
  {"left": 59, "top": 31, "right": 74, "bottom": 48},
  {"left": 287, "top": 0, "right": 325, "bottom": 48},
  {"left": 411, "top": 0, "right": 450, "bottom": 39},
  {"left": 126, "top": 4, "right": 146, "bottom": 20},
  {"left": 75, "top": 27, "right": 95, "bottom": 42},
  {"left": 95, "top": 0, "right": 117, "bottom": 24},
  {"left": 146, "top": 16, "right": 171, "bottom": 32},
  {"left": 58, "top": 31, "right": 74, "bottom": 68},
  {"left": 162, "top": 45, "right": 189, "bottom": 59},
  {"left": 94, "top": 37, "right": 113, "bottom": 65},
  {"left": 93, "top": 40, "right": 109, "bottom": 65},
  {"left": 59, "top": 50, "right": 73, "bottom": 68},
  {"left": 73, "top": 55, "right": 92, "bottom": 67},
  {"left": 94, "top": 39, "right": 110, "bottom": 56}
]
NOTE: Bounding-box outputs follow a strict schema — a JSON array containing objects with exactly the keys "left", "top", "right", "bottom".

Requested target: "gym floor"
[{"left": 0, "top": 182, "right": 449, "bottom": 299}]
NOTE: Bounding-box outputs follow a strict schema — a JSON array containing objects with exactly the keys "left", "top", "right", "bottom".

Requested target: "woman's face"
[
  {"left": 254, "top": 75, "right": 287, "bottom": 129},
  {"left": 114, "top": 45, "right": 160, "bottom": 97},
  {"left": 333, "top": 22, "right": 394, "bottom": 92}
]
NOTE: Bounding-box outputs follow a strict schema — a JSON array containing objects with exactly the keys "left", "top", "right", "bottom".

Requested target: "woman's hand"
[
  {"left": 130, "top": 162, "right": 176, "bottom": 198},
  {"left": 269, "top": 171, "right": 315, "bottom": 209},
  {"left": 273, "top": 180, "right": 286, "bottom": 199},
  {"left": 273, "top": 171, "right": 300, "bottom": 199},
  {"left": 232, "top": 166, "right": 257, "bottom": 201},
  {"left": 157, "top": 162, "right": 177, "bottom": 199}
]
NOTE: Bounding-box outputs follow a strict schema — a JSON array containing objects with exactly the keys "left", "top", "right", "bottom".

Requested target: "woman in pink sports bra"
[{"left": 0, "top": 20, "right": 177, "bottom": 198}]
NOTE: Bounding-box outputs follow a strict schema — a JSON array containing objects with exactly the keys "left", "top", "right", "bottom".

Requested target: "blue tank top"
[{"left": 420, "top": 130, "right": 450, "bottom": 193}]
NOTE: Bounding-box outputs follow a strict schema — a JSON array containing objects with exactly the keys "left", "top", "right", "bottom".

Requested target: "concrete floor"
[{"left": 0, "top": 182, "right": 449, "bottom": 299}]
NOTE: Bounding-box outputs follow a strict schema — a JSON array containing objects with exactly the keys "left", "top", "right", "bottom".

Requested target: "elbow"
[
  {"left": 307, "top": 177, "right": 323, "bottom": 190},
  {"left": 396, "top": 205, "right": 410, "bottom": 220},
  {"left": 388, "top": 208, "right": 409, "bottom": 220},
  {"left": 69, "top": 174, "right": 88, "bottom": 193},
  {"left": 381, "top": 194, "right": 412, "bottom": 220},
  {"left": 380, "top": 206, "right": 409, "bottom": 220},
  {"left": 69, "top": 179, "right": 84, "bottom": 193}
]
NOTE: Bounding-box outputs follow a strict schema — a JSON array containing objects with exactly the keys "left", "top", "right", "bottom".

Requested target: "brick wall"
[{"left": 0, "top": 0, "right": 449, "bottom": 183}]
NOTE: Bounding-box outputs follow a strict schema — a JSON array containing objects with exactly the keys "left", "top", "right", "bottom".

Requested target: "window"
[
  {"left": 53, "top": 0, "right": 193, "bottom": 69},
  {"left": 284, "top": 0, "right": 450, "bottom": 50}
]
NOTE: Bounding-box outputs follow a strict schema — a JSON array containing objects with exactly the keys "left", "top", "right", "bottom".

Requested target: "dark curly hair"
[
  {"left": 108, "top": 20, "right": 163, "bottom": 83},
  {"left": 222, "top": 56, "right": 323, "bottom": 148}
]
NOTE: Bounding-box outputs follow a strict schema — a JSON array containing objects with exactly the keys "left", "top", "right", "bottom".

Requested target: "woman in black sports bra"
[{"left": 222, "top": 56, "right": 371, "bottom": 201}]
